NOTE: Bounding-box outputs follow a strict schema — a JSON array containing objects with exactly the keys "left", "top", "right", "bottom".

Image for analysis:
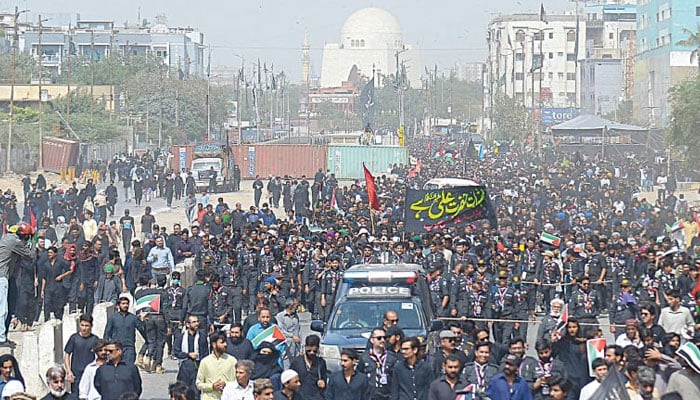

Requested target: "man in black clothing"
[
  {"left": 103, "top": 297, "right": 142, "bottom": 364},
  {"left": 94, "top": 340, "right": 142, "bottom": 400},
  {"left": 391, "top": 337, "right": 435, "bottom": 400},
  {"left": 180, "top": 269, "right": 210, "bottom": 325},
  {"left": 174, "top": 314, "right": 209, "bottom": 395},
  {"left": 225, "top": 323, "right": 254, "bottom": 361},
  {"left": 105, "top": 182, "right": 118, "bottom": 217},
  {"left": 358, "top": 328, "right": 396, "bottom": 400},
  {"left": 289, "top": 334, "right": 327, "bottom": 400},
  {"left": 427, "top": 354, "right": 467, "bottom": 400},
  {"left": 63, "top": 315, "right": 98, "bottom": 391},
  {"left": 325, "top": 348, "right": 369, "bottom": 400}
]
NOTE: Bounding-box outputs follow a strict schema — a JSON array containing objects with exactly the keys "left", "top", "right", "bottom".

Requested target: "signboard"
[
  {"left": 398, "top": 125, "right": 405, "bottom": 147},
  {"left": 194, "top": 143, "right": 224, "bottom": 154},
  {"left": 405, "top": 186, "right": 498, "bottom": 232},
  {"left": 179, "top": 147, "right": 186, "bottom": 172},
  {"left": 541, "top": 108, "right": 580, "bottom": 127},
  {"left": 248, "top": 147, "right": 256, "bottom": 177},
  {"left": 347, "top": 287, "right": 411, "bottom": 297}
]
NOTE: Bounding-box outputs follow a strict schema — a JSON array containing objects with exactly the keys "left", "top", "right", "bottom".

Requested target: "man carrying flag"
[
  {"left": 246, "top": 307, "right": 287, "bottom": 364},
  {"left": 134, "top": 275, "right": 168, "bottom": 373}
]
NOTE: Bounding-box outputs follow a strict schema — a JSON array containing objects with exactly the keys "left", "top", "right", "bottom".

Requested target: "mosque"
[{"left": 319, "top": 7, "right": 421, "bottom": 89}]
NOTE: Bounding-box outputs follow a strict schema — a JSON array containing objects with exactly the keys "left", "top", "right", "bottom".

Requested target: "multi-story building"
[
  {"left": 634, "top": 0, "right": 700, "bottom": 127},
  {"left": 580, "top": 3, "right": 636, "bottom": 115},
  {"left": 454, "top": 62, "right": 485, "bottom": 83},
  {"left": 14, "top": 14, "right": 206, "bottom": 80}
]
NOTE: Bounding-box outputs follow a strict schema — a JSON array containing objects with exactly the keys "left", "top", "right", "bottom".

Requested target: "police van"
[{"left": 310, "top": 264, "right": 439, "bottom": 371}]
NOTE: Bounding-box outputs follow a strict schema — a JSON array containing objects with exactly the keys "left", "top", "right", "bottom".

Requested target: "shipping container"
[
  {"left": 42, "top": 137, "right": 81, "bottom": 173},
  {"left": 326, "top": 145, "right": 408, "bottom": 179},
  {"left": 171, "top": 144, "right": 327, "bottom": 180},
  {"left": 231, "top": 144, "right": 326, "bottom": 179}
]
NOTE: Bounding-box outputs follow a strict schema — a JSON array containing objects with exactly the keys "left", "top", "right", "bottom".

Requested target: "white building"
[
  {"left": 319, "top": 7, "right": 421, "bottom": 88},
  {"left": 486, "top": 13, "right": 587, "bottom": 110}
]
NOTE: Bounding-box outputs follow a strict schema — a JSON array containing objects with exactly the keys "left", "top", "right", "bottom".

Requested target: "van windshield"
[
  {"left": 329, "top": 300, "right": 422, "bottom": 330},
  {"left": 192, "top": 161, "right": 221, "bottom": 171}
]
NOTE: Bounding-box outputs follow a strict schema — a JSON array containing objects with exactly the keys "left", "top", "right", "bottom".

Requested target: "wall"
[{"left": 326, "top": 145, "right": 408, "bottom": 179}]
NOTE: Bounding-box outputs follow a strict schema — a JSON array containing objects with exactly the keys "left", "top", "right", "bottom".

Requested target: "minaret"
[{"left": 302, "top": 31, "right": 310, "bottom": 88}]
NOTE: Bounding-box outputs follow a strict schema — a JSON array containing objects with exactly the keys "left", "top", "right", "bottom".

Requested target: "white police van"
[{"left": 310, "top": 264, "right": 440, "bottom": 371}]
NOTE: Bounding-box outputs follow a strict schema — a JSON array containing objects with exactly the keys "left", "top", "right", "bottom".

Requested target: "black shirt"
[
  {"left": 104, "top": 312, "right": 141, "bottom": 347},
  {"left": 325, "top": 370, "right": 369, "bottom": 400},
  {"left": 226, "top": 337, "right": 254, "bottom": 361},
  {"left": 94, "top": 360, "right": 142, "bottom": 400},
  {"left": 64, "top": 333, "right": 98, "bottom": 377}
]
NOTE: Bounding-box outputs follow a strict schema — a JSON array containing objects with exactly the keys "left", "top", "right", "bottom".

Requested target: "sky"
[{"left": 3, "top": 0, "right": 572, "bottom": 83}]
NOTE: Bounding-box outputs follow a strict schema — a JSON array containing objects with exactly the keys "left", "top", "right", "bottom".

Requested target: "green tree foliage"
[
  {"left": 669, "top": 77, "right": 700, "bottom": 165},
  {"left": 0, "top": 52, "right": 36, "bottom": 84},
  {"left": 676, "top": 24, "right": 700, "bottom": 74},
  {"left": 491, "top": 93, "right": 528, "bottom": 142}
]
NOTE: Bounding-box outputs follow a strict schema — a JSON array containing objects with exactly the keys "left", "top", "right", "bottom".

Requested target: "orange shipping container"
[
  {"left": 42, "top": 137, "right": 81, "bottom": 173},
  {"left": 231, "top": 144, "right": 327, "bottom": 179},
  {"left": 171, "top": 144, "right": 326, "bottom": 180}
]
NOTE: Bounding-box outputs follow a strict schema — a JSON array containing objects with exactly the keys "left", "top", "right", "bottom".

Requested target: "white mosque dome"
[{"left": 340, "top": 7, "right": 402, "bottom": 49}]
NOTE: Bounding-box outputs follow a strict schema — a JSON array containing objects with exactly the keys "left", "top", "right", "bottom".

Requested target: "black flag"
[
  {"left": 590, "top": 365, "right": 631, "bottom": 400},
  {"left": 359, "top": 78, "right": 375, "bottom": 128}
]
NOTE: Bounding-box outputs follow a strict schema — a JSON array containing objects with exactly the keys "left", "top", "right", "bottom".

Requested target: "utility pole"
[
  {"left": 66, "top": 23, "right": 72, "bottom": 123},
  {"left": 395, "top": 48, "right": 408, "bottom": 135},
  {"left": 206, "top": 44, "right": 211, "bottom": 141},
  {"left": 38, "top": 14, "right": 45, "bottom": 170},
  {"left": 90, "top": 29, "right": 95, "bottom": 122},
  {"left": 7, "top": 6, "right": 30, "bottom": 175}
]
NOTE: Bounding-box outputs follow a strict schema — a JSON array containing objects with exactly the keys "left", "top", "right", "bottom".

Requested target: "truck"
[{"left": 191, "top": 143, "right": 233, "bottom": 192}]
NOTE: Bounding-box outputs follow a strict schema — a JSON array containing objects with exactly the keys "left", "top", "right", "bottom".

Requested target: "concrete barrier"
[
  {"left": 62, "top": 312, "right": 80, "bottom": 348},
  {"left": 20, "top": 331, "right": 44, "bottom": 396},
  {"left": 92, "top": 302, "right": 114, "bottom": 337}
]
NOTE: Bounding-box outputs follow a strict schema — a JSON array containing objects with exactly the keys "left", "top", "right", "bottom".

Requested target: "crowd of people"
[{"left": 0, "top": 138, "right": 697, "bottom": 400}]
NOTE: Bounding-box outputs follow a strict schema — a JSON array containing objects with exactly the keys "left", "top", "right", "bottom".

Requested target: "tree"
[
  {"left": 669, "top": 77, "right": 700, "bottom": 166},
  {"left": 676, "top": 24, "right": 700, "bottom": 75},
  {"left": 491, "top": 93, "right": 529, "bottom": 142}
]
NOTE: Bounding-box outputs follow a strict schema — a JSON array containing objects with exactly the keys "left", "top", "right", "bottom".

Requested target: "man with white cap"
[
  {"left": 666, "top": 342, "right": 700, "bottom": 398},
  {"left": 273, "top": 370, "right": 301, "bottom": 400}
]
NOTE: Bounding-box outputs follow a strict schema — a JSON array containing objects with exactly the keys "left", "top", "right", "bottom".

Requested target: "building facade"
[
  {"left": 486, "top": 13, "right": 586, "bottom": 112},
  {"left": 580, "top": 3, "right": 636, "bottom": 115},
  {"left": 13, "top": 15, "right": 206, "bottom": 81},
  {"left": 319, "top": 7, "right": 421, "bottom": 89},
  {"left": 634, "top": 0, "right": 700, "bottom": 127}
]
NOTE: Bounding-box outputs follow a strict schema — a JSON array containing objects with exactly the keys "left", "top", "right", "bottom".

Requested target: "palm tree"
[{"left": 677, "top": 23, "right": 700, "bottom": 75}]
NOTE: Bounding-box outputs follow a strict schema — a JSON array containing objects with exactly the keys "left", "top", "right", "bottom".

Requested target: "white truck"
[{"left": 191, "top": 143, "right": 230, "bottom": 191}]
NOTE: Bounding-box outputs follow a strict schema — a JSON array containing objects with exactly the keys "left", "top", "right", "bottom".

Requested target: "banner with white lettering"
[{"left": 404, "top": 186, "right": 498, "bottom": 232}]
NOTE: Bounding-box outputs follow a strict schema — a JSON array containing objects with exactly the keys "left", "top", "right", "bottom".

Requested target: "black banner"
[
  {"left": 405, "top": 186, "right": 498, "bottom": 232},
  {"left": 590, "top": 366, "right": 631, "bottom": 400}
]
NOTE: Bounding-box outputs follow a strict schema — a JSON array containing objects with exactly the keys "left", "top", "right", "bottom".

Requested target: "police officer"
[
  {"left": 180, "top": 269, "right": 210, "bottom": 329},
  {"left": 466, "top": 279, "right": 490, "bottom": 327},
  {"left": 609, "top": 278, "right": 638, "bottom": 338},
  {"left": 511, "top": 276, "right": 531, "bottom": 341},
  {"left": 517, "top": 238, "right": 542, "bottom": 316},
  {"left": 569, "top": 276, "right": 601, "bottom": 324},
  {"left": 424, "top": 241, "right": 447, "bottom": 273},
  {"left": 279, "top": 247, "right": 299, "bottom": 299},
  {"left": 238, "top": 239, "right": 260, "bottom": 314},
  {"left": 219, "top": 252, "right": 245, "bottom": 324},
  {"left": 427, "top": 267, "right": 449, "bottom": 316},
  {"left": 490, "top": 270, "right": 516, "bottom": 345},
  {"left": 208, "top": 274, "right": 232, "bottom": 331},
  {"left": 303, "top": 249, "right": 323, "bottom": 319},
  {"left": 319, "top": 255, "right": 342, "bottom": 321},
  {"left": 539, "top": 251, "right": 561, "bottom": 315}
]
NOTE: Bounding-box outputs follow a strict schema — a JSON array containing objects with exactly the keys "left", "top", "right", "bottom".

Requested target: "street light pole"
[
  {"left": 7, "top": 7, "right": 30, "bottom": 175},
  {"left": 38, "top": 14, "right": 45, "bottom": 170}
]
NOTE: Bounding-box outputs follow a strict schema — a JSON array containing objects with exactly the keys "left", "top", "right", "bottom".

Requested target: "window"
[
  {"left": 558, "top": 72, "right": 564, "bottom": 79},
  {"left": 567, "top": 53, "right": 576, "bottom": 61},
  {"left": 609, "top": 32, "right": 614, "bottom": 40},
  {"left": 516, "top": 30, "right": 526, "bottom": 43},
  {"left": 558, "top": 52, "right": 564, "bottom": 57},
  {"left": 548, "top": 72, "right": 554, "bottom": 79},
  {"left": 549, "top": 32, "right": 554, "bottom": 39},
  {"left": 696, "top": 6, "right": 700, "bottom": 16},
  {"left": 567, "top": 73, "right": 576, "bottom": 80},
  {"left": 515, "top": 72, "right": 524, "bottom": 80},
  {"left": 516, "top": 53, "right": 524, "bottom": 61},
  {"left": 534, "top": 31, "right": 544, "bottom": 41},
  {"left": 549, "top": 52, "right": 554, "bottom": 59},
  {"left": 360, "top": 39, "right": 365, "bottom": 47},
  {"left": 567, "top": 30, "right": 576, "bottom": 42}
]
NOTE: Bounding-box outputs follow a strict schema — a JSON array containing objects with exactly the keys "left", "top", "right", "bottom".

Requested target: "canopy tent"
[{"left": 551, "top": 114, "right": 646, "bottom": 136}]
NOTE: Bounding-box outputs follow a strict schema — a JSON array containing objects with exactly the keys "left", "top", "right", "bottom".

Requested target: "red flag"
[
  {"left": 363, "top": 163, "right": 380, "bottom": 211},
  {"left": 555, "top": 304, "right": 569, "bottom": 334}
]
